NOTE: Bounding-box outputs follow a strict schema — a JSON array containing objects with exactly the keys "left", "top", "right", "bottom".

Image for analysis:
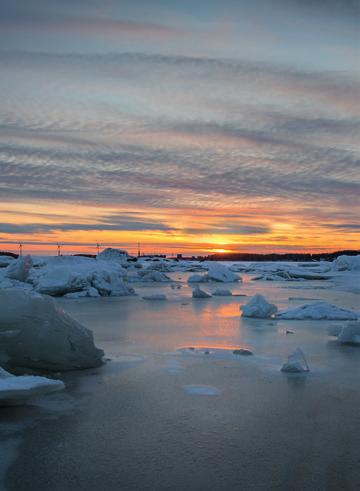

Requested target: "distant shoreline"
[{"left": 1, "top": 249, "right": 359, "bottom": 262}]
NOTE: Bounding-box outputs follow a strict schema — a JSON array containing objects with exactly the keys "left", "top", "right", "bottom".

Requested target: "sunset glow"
[{"left": 0, "top": 1, "right": 359, "bottom": 255}]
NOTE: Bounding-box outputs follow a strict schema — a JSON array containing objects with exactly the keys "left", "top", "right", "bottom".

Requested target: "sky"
[{"left": 0, "top": 0, "right": 359, "bottom": 256}]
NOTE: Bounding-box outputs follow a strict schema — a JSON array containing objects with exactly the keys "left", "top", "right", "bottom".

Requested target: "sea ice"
[
  {"left": 35, "top": 266, "right": 88, "bottom": 296},
  {"left": 277, "top": 301, "right": 358, "bottom": 320},
  {"left": 97, "top": 248, "right": 131, "bottom": 263},
  {"left": 332, "top": 255, "right": 360, "bottom": 271},
  {"left": 0, "top": 289, "right": 104, "bottom": 371},
  {"left": 136, "top": 270, "right": 171, "bottom": 282},
  {"left": 192, "top": 286, "right": 212, "bottom": 298},
  {"left": 240, "top": 294, "right": 278, "bottom": 318},
  {"left": 213, "top": 288, "right": 233, "bottom": 296},
  {"left": 5, "top": 255, "right": 33, "bottom": 282},
  {"left": 206, "top": 262, "right": 241, "bottom": 282},
  {"left": 142, "top": 294, "right": 167, "bottom": 300},
  {"left": 0, "top": 367, "right": 64, "bottom": 406},
  {"left": 281, "top": 348, "right": 310, "bottom": 373},
  {"left": 0, "top": 255, "right": 15, "bottom": 268},
  {"left": 187, "top": 274, "right": 207, "bottom": 283},
  {"left": 336, "top": 322, "right": 360, "bottom": 345}
]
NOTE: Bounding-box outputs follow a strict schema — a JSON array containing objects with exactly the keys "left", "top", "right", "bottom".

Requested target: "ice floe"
[
  {"left": 240, "top": 294, "right": 278, "bottom": 318},
  {"left": 0, "top": 367, "right": 64, "bottom": 406},
  {"left": 192, "top": 286, "right": 212, "bottom": 298},
  {"left": 187, "top": 274, "right": 207, "bottom": 283},
  {"left": 330, "top": 322, "right": 360, "bottom": 345},
  {"left": 0, "top": 255, "right": 15, "bottom": 268},
  {"left": 97, "top": 247, "right": 131, "bottom": 263},
  {"left": 277, "top": 301, "right": 358, "bottom": 320},
  {"left": 5, "top": 255, "right": 33, "bottom": 282},
  {"left": 213, "top": 288, "right": 233, "bottom": 296},
  {"left": 206, "top": 262, "right": 241, "bottom": 282},
  {"left": 332, "top": 255, "right": 360, "bottom": 271}
]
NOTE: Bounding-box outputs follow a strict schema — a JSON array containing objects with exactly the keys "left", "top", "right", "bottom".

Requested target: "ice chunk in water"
[
  {"left": 337, "top": 322, "right": 360, "bottom": 345},
  {"left": 192, "top": 286, "right": 212, "bottom": 298},
  {"left": 281, "top": 348, "right": 310, "bottom": 373},
  {"left": 142, "top": 294, "right": 167, "bottom": 301},
  {"left": 241, "top": 294, "right": 278, "bottom": 318}
]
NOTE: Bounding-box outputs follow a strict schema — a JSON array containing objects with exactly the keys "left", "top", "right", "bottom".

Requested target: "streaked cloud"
[{"left": 0, "top": 1, "right": 359, "bottom": 254}]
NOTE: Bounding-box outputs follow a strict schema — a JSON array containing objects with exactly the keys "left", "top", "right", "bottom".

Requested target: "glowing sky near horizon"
[{"left": 0, "top": 0, "right": 359, "bottom": 255}]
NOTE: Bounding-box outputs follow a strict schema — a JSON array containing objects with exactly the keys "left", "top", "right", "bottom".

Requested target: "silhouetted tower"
[
  {"left": 137, "top": 243, "right": 141, "bottom": 257},
  {"left": 19, "top": 243, "right": 23, "bottom": 256},
  {"left": 57, "top": 243, "right": 61, "bottom": 256},
  {"left": 96, "top": 242, "right": 101, "bottom": 255}
]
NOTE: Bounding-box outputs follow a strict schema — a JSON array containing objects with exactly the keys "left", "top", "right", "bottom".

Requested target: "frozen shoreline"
[{"left": 1, "top": 262, "right": 359, "bottom": 490}]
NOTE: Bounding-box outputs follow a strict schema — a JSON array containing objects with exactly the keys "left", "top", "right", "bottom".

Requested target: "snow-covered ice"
[
  {"left": 206, "top": 262, "right": 241, "bottom": 282},
  {"left": 187, "top": 274, "right": 207, "bottom": 283},
  {"left": 1, "top": 255, "right": 360, "bottom": 490},
  {"left": 332, "top": 255, "right": 360, "bottom": 271},
  {"left": 0, "top": 367, "right": 64, "bottom": 406},
  {"left": 5, "top": 255, "right": 33, "bottom": 282},
  {"left": 277, "top": 301, "right": 358, "bottom": 320},
  {"left": 97, "top": 248, "right": 131, "bottom": 263}
]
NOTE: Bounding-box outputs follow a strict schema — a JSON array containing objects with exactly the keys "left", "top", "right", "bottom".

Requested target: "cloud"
[
  {"left": 185, "top": 224, "right": 271, "bottom": 235},
  {"left": 324, "top": 223, "right": 360, "bottom": 231},
  {"left": 0, "top": 50, "right": 359, "bottom": 251},
  {"left": 0, "top": 217, "right": 174, "bottom": 235}
]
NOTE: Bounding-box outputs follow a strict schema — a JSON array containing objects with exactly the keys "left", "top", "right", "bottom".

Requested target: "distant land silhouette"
[
  {"left": 1, "top": 249, "right": 359, "bottom": 262},
  {"left": 206, "top": 250, "right": 360, "bottom": 262}
]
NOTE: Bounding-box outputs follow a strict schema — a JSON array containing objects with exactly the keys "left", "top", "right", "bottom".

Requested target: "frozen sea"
[{"left": 1, "top": 267, "right": 360, "bottom": 490}]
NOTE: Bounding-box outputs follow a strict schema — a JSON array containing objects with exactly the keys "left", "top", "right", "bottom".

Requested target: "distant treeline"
[{"left": 206, "top": 250, "right": 360, "bottom": 262}]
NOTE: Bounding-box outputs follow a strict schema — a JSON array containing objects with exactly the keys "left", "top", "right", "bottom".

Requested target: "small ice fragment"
[
  {"left": 233, "top": 349, "right": 253, "bottom": 356},
  {"left": 213, "top": 288, "right": 232, "bottom": 296},
  {"left": 281, "top": 348, "right": 310, "bottom": 373},
  {"left": 337, "top": 322, "right": 360, "bottom": 345},
  {"left": 142, "top": 294, "right": 167, "bottom": 300}
]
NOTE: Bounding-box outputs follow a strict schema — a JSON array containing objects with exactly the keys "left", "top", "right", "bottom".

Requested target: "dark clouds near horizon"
[{"left": 0, "top": 0, "right": 359, "bottom": 246}]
